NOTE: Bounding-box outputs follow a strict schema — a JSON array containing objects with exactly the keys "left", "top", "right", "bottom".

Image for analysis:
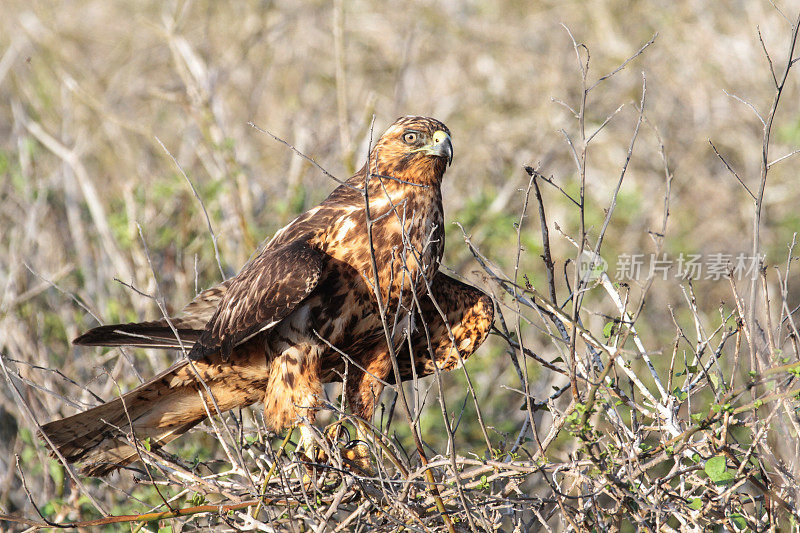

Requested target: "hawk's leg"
[
  {"left": 346, "top": 354, "right": 393, "bottom": 423},
  {"left": 264, "top": 342, "right": 323, "bottom": 455},
  {"left": 341, "top": 353, "right": 393, "bottom": 473}
]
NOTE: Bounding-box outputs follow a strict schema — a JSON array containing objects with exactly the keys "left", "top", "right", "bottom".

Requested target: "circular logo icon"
[{"left": 577, "top": 250, "right": 608, "bottom": 281}]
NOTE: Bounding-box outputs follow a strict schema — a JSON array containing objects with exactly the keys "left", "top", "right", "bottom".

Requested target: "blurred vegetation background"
[{"left": 2, "top": 0, "right": 800, "bottom": 526}]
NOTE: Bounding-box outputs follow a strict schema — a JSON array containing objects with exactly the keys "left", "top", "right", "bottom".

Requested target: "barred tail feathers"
[{"left": 39, "top": 360, "right": 263, "bottom": 476}]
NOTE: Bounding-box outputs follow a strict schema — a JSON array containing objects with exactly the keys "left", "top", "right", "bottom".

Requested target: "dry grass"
[{"left": 2, "top": 1, "right": 800, "bottom": 531}]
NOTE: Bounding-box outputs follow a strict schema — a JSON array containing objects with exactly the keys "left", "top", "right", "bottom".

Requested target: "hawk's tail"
[
  {"left": 39, "top": 362, "right": 202, "bottom": 476},
  {"left": 71, "top": 280, "right": 230, "bottom": 350},
  {"left": 39, "top": 360, "right": 262, "bottom": 476},
  {"left": 72, "top": 319, "right": 203, "bottom": 350}
]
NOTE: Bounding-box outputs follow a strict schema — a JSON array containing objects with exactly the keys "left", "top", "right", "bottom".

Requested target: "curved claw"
[
  {"left": 296, "top": 420, "right": 377, "bottom": 477},
  {"left": 342, "top": 441, "right": 373, "bottom": 475}
]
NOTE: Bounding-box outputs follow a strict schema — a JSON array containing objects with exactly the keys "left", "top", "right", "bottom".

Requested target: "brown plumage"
[{"left": 39, "top": 116, "right": 494, "bottom": 476}]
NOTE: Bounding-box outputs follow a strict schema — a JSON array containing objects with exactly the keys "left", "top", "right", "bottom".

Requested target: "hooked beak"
[{"left": 427, "top": 130, "right": 453, "bottom": 166}]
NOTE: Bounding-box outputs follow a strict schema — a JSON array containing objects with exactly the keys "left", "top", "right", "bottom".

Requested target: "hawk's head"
[{"left": 368, "top": 116, "right": 453, "bottom": 186}]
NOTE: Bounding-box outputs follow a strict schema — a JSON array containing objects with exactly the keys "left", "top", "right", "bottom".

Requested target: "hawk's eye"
[{"left": 403, "top": 132, "right": 418, "bottom": 144}]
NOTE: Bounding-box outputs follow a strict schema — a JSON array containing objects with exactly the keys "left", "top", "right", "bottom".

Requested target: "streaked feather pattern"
[{"left": 40, "top": 116, "right": 494, "bottom": 476}]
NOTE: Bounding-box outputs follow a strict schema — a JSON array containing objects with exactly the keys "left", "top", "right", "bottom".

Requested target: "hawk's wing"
[
  {"left": 189, "top": 239, "right": 325, "bottom": 361},
  {"left": 389, "top": 271, "right": 494, "bottom": 383}
]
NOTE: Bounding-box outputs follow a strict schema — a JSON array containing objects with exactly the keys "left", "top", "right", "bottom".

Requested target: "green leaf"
[
  {"left": 688, "top": 498, "right": 702, "bottom": 510},
  {"left": 705, "top": 456, "right": 727, "bottom": 479},
  {"left": 705, "top": 456, "right": 735, "bottom": 484},
  {"left": 690, "top": 412, "right": 705, "bottom": 422},
  {"left": 188, "top": 492, "right": 206, "bottom": 506},
  {"left": 603, "top": 322, "right": 615, "bottom": 339},
  {"left": 142, "top": 437, "right": 151, "bottom": 451},
  {"left": 729, "top": 513, "right": 747, "bottom": 531}
]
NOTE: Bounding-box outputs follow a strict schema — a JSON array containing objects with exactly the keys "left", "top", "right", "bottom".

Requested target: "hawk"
[{"left": 40, "top": 116, "right": 494, "bottom": 476}]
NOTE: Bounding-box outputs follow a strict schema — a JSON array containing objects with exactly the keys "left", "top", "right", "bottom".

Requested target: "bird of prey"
[{"left": 40, "top": 116, "right": 494, "bottom": 476}]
